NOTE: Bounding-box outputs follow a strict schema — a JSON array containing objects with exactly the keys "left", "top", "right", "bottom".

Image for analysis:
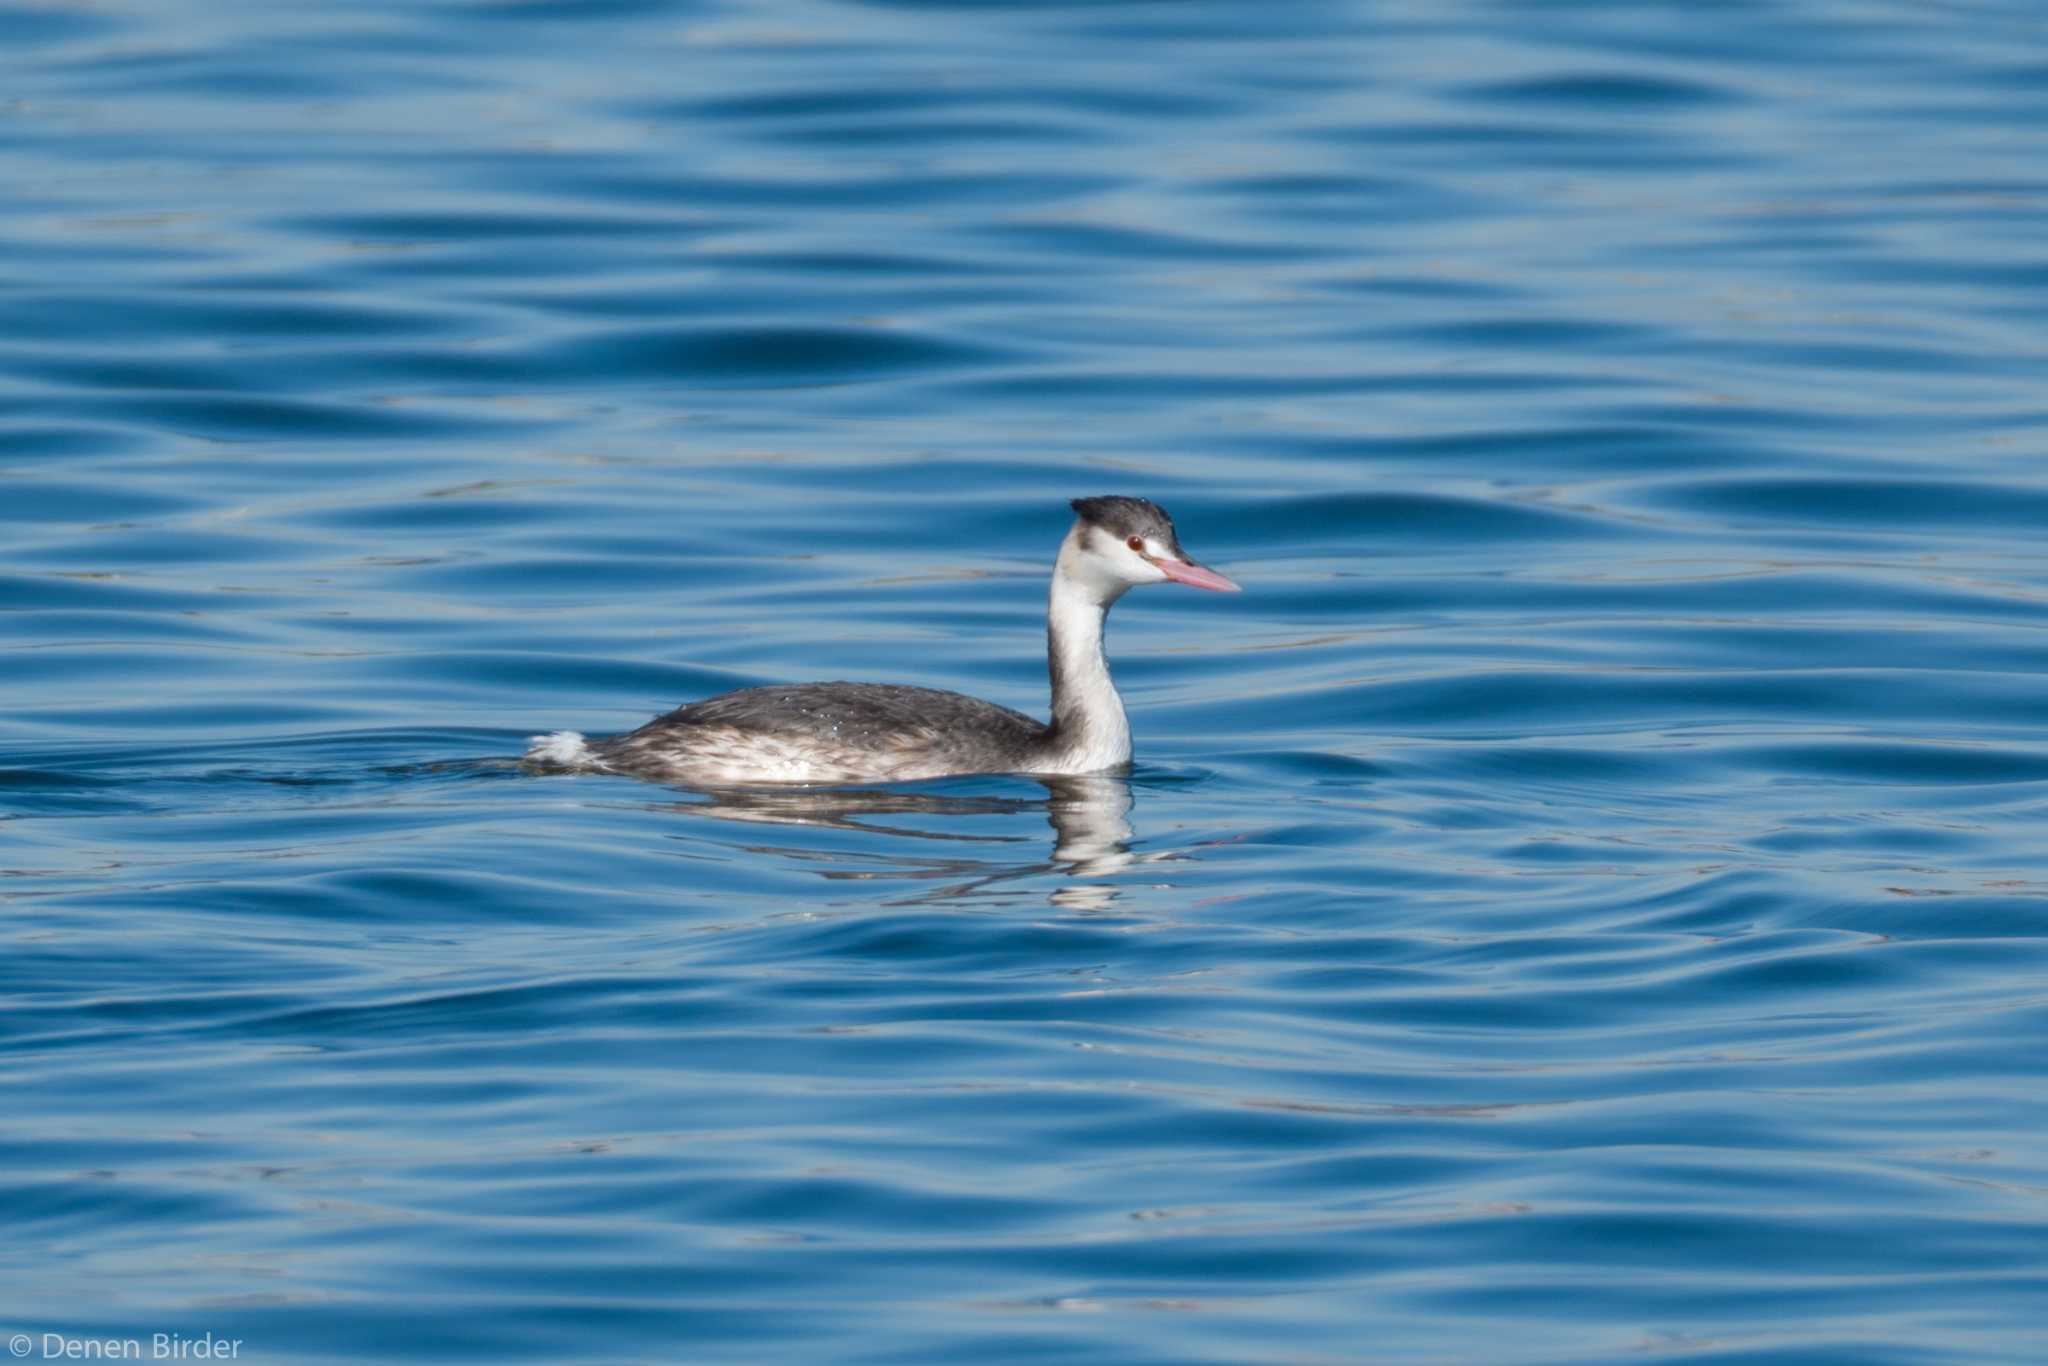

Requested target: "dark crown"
[{"left": 1070, "top": 495, "right": 1177, "bottom": 545}]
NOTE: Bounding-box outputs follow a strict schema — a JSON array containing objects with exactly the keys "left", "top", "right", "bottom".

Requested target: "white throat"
[{"left": 1043, "top": 527, "right": 1132, "bottom": 774}]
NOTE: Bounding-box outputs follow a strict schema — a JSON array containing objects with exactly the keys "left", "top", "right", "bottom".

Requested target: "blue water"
[{"left": 5, "top": 1, "right": 2047, "bottom": 1361}]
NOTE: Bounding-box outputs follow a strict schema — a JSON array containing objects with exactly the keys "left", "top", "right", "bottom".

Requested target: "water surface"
[{"left": 4, "top": 1, "right": 2047, "bottom": 1362}]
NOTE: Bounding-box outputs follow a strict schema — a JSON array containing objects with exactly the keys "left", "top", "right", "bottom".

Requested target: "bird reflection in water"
[{"left": 650, "top": 774, "right": 1168, "bottom": 910}]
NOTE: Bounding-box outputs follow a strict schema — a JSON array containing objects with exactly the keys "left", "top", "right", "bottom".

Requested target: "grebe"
[{"left": 526, "top": 496, "right": 1238, "bottom": 785}]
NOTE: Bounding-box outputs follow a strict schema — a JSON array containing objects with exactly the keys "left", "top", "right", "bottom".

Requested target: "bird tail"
[{"left": 524, "top": 730, "right": 603, "bottom": 768}]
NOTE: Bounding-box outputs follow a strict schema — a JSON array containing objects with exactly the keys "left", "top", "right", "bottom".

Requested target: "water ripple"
[{"left": 2, "top": 0, "right": 2046, "bottom": 1362}]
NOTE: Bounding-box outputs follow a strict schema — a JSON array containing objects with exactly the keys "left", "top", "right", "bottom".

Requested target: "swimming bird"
[{"left": 526, "top": 496, "right": 1239, "bottom": 785}]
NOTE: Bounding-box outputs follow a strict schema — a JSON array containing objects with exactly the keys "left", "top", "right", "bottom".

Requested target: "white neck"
[{"left": 1043, "top": 527, "right": 1131, "bottom": 773}]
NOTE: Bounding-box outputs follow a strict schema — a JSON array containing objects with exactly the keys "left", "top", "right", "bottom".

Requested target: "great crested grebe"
[{"left": 526, "top": 496, "right": 1238, "bottom": 785}]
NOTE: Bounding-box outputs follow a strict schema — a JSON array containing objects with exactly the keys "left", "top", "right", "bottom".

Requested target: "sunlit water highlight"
[{"left": 4, "top": 1, "right": 2047, "bottom": 1361}]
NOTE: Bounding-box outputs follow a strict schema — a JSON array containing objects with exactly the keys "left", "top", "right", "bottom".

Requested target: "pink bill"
[{"left": 1157, "top": 558, "right": 1241, "bottom": 592}]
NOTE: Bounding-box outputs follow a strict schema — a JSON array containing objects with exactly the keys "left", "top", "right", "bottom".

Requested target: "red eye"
[{"left": 1126, "top": 536, "right": 1144, "bottom": 552}]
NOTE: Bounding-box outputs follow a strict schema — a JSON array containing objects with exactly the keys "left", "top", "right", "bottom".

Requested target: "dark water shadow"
[
  {"left": 639, "top": 773, "right": 1155, "bottom": 910},
  {"left": 1, "top": 730, "right": 1176, "bottom": 914}
]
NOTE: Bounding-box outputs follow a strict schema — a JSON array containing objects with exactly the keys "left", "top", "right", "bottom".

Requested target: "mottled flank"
[{"left": 592, "top": 682, "right": 1055, "bottom": 784}]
